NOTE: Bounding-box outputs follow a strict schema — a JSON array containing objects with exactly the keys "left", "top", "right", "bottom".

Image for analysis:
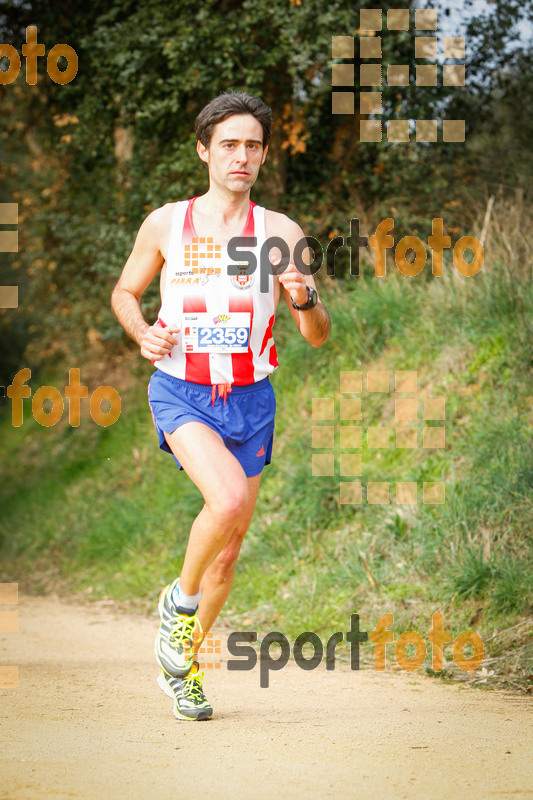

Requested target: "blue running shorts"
[{"left": 147, "top": 369, "right": 276, "bottom": 478}]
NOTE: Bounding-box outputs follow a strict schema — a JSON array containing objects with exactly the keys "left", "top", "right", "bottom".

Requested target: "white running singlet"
[{"left": 155, "top": 197, "right": 278, "bottom": 386}]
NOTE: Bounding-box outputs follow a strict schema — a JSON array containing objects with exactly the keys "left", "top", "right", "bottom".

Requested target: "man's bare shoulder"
[
  {"left": 142, "top": 202, "right": 177, "bottom": 234},
  {"left": 264, "top": 208, "right": 304, "bottom": 239}
]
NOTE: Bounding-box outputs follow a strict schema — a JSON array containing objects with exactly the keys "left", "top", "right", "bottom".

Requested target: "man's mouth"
[{"left": 230, "top": 171, "right": 250, "bottom": 176}]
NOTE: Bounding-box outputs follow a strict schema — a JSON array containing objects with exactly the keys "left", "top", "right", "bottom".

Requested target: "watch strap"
[{"left": 290, "top": 286, "right": 317, "bottom": 311}]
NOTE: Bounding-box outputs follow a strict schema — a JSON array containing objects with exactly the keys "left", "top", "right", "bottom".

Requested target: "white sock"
[{"left": 172, "top": 579, "right": 201, "bottom": 612}]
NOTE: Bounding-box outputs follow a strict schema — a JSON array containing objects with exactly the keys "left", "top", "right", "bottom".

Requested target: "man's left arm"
[{"left": 277, "top": 219, "right": 331, "bottom": 348}]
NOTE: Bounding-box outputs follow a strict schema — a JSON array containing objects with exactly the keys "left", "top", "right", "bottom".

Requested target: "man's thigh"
[{"left": 163, "top": 422, "right": 249, "bottom": 505}]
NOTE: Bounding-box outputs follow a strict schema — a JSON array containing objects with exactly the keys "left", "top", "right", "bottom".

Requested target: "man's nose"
[{"left": 234, "top": 144, "right": 247, "bottom": 162}]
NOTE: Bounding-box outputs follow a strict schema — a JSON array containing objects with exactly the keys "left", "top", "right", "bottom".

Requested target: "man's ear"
[
  {"left": 261, "top": 144, "right": 269, "bottom": 165},
  {"left": 197, "top": 140, "right": 209, "bottom": 165}
]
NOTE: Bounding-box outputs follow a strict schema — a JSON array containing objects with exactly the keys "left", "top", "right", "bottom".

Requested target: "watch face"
[{"left": 303, "top": 287, "right": 317, "bottom": 308}]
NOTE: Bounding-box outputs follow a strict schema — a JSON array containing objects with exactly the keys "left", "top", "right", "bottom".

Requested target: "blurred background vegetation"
[{"left": 0, "top": 0, "right": 531, "bottom": 689}]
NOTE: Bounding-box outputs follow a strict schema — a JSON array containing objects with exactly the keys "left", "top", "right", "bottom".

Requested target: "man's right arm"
[{"left": 111, "top": 208, "right": 179, "bottom": 361}]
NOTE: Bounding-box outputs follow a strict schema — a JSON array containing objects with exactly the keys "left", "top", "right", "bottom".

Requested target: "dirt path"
[{"left": 1, "top": 595, "right": 531, "bottom": 800}]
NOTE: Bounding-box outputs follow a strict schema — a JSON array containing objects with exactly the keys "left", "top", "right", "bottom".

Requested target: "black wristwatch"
[{"left": 290, "top": 286, "right": 317, "bottom": 311}]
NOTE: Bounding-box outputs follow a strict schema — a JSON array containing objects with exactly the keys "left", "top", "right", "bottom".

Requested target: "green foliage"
[
  {"left": 448, "top": 547, "right": 496, "bottom": 600},
  {"left": 0, "top": 0, "right": 532, "bottom": 686},
  {"left": 1, "top": 0, "right": 533, "bottom": 372},
  {"left": 491, "top": 559, "right": 533, "bottom": 616}
]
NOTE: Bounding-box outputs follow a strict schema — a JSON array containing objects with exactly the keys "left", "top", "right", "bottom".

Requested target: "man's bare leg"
[
  {"left": 162, "top": 424, "right": 263, "bottom": 662},
  {"left": 155, "top": 421, "right": 263, "bottom": 719},
  {"left": 163, "top": 421, "right": 254, "bottom": 597},
  {"left": 197, "top": 473, "right": 261, "bottom": 634}
]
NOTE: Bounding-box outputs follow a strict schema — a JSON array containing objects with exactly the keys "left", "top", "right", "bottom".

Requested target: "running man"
[{"left": 111, "top": 92, "right": 330, "bottom": 720}]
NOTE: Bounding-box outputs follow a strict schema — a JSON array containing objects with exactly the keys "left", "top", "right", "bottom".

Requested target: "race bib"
[{"left": 182, "top": 312, "right": 251, "bottom": 354}]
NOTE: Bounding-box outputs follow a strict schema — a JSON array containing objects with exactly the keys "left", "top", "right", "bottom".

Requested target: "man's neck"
[{"left": 194, "top": 185, "right": 251, "bottom": 227}]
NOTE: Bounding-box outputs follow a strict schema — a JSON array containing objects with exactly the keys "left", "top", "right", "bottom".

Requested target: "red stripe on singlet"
[
  {"left": 259, "top": 313, "right": 275, "bottom": 357},
  {"left": 182, "top": 200, "right": 210, "bottom": 383},
  {"left": 228, "top": 204, "right": 256, "bottom": 385},
  {"left": 229, "top": 295, "right": 255, "bottom": 385},
  {"left": 183, "top": 295, "right": 211, "bottom": 384},
  {"left": 242, "top": 202, "right": 256, "bottom": 237},
  {"left": 183, "top": 197, "right": 197, "bottom": 243},
  {"left": 185, "top": 198, "right": 256, "bottom": 240}
]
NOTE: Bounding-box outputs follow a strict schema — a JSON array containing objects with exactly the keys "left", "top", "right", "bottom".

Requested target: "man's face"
[{"left": 197, "top": 113, "right": 268, "bottom": 193}]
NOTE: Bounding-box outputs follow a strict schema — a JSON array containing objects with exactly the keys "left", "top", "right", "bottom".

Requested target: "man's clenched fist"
[{"left": 140, "top": 321, "right": 180, "bottom": 362}]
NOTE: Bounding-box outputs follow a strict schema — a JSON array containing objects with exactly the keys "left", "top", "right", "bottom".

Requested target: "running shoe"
[
  {"left": 154, "top": 578, "right": 203, "bottom": 678},
  {"left": 157, "top": 662, "right": 213, "bottom": 721}
]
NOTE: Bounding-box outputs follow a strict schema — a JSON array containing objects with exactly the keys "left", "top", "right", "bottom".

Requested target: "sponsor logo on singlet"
[
  {"left": 170, "top": 267, "right": 221, "bottom": 287},
  {"left": 230, "top": 262, "right": 255, "bottom": 290}
]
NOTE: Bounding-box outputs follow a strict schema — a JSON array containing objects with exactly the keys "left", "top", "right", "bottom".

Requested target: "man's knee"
[{"left": 208, "top": 482, "right": 249, "bottom": 528}]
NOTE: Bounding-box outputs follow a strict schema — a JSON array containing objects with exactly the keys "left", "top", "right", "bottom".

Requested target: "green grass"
[{"left": 1, "top": 258, "right": 532, "bottom": 686}]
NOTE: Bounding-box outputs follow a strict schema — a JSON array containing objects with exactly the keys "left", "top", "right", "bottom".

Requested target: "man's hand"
[
  {"left": 266, "top": 212, "right": 331, "bottom": 348},
  {"left": 277, "top": 260, "right": 309, "bottom": 306},
  {"left": 140, "top": 322, "right": 180, "bottom": 362}
]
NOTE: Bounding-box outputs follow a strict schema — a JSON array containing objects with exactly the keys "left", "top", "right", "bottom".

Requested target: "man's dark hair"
[{"left": 195, "top": 91, "right": 272, "bottom": 149}]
